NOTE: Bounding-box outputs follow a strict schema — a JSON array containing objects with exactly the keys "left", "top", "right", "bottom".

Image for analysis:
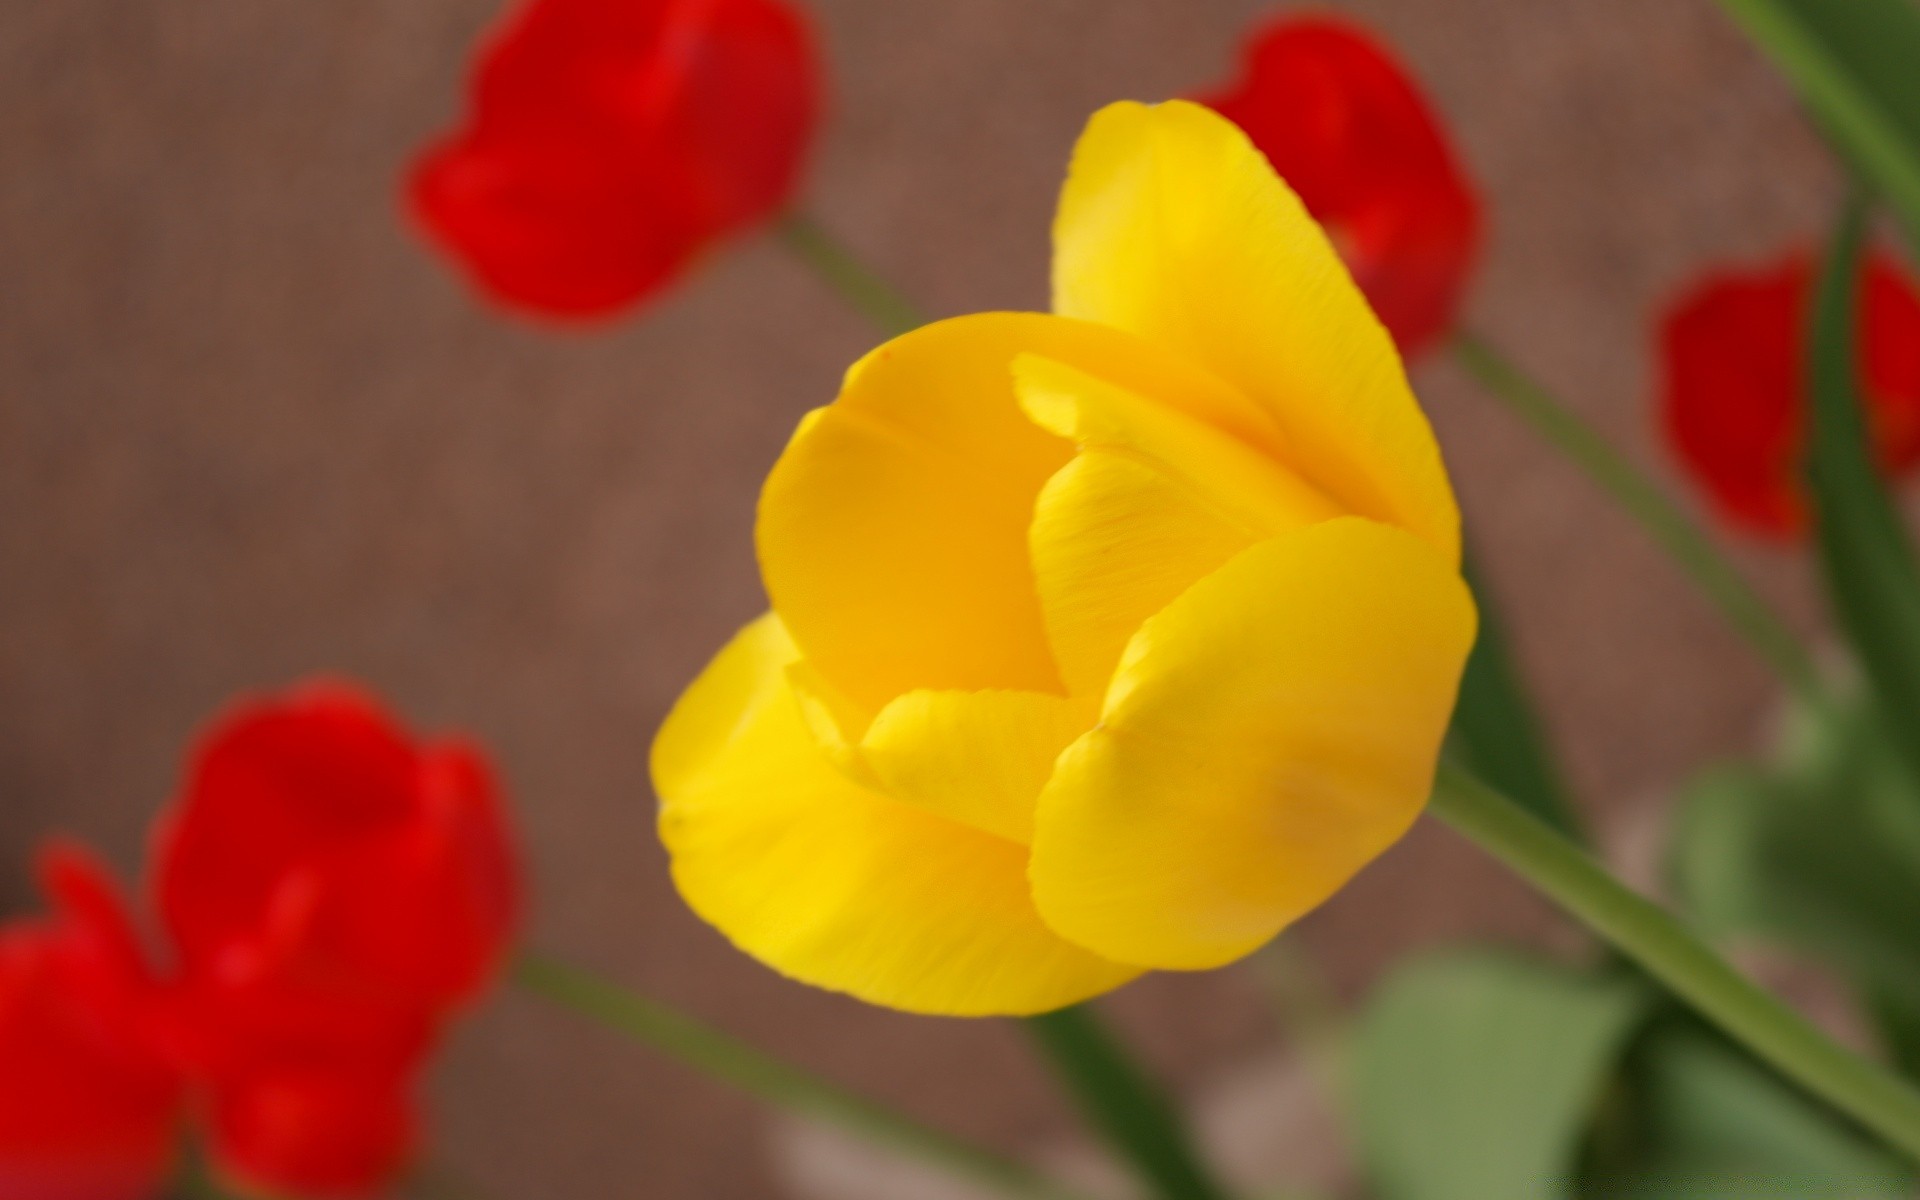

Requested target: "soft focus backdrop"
[{"left": 0, "top": 1, "right": 1842, "bottom": 1195}]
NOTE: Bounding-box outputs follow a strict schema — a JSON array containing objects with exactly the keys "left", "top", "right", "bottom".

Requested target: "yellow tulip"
[{"left": 653, "top": 100, "right": 1477, "bottom": 1016}]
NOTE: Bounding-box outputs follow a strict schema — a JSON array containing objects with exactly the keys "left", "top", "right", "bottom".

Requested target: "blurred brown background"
[{"left": 0, "top": 1, "right": 1844, "bottom": 1196}]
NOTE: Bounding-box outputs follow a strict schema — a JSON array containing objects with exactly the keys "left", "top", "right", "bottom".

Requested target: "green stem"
[
  {"left": 1451, "top": 331, "right": 1824, "bottom": 705},
  {"left": 776, "top": 212, "right": 926, "bottom": 337},
  {"left": 1024, "top": 1007, "right": 1234, "bottom": 1200},
  {"left": 1708, "top": 0, "right": 1920, "bottom": 248},
  {"left": 1804, "top": 191, "right": 1920, "bottom": 798},
  {"left": 515, "top": 952, "right": 1093, "bottom": 1200},
  {"left": 1429, "top": 762, "right": 1920, "bottom": 1162}
]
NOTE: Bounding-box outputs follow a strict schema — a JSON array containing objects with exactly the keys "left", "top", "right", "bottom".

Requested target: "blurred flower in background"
[
  {"left": 1660, "top": 249, "right": 1920, "bottom": 539},
  {"left": 1196, "top": 14, "right": 1481, "bottom": 359},
  {"left": 408, "top": 0, "right": 821, "bottom": 321},
  {"left": 0, "top": 683, "right": 521, "bottom": 1198},
  {"left": 156, "top": 682, "right": 521, "bottom": 1194},
  {"left": 0, "top": 846, "right": 182, "bottom": 1200}
]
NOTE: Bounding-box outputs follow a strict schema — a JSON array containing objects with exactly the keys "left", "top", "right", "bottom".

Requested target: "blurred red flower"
[
  {"left": 409, "top": 0, "right": 821, "bottom": 320},
  {"left": 154, "top": 681, "right": 521, "bottom": 1194},
  {"left": 1660, "top": 250, "right": 1920, "bottom": 539},
  {"left": 206, "top": 1068, "right": 418, "bottom": 1198},
  {"left": 1196, "top": 14, "right": 1481, "bottom": 358},
  {"left": 0, "top": 846, "right": 182, "bottom": 1200}
]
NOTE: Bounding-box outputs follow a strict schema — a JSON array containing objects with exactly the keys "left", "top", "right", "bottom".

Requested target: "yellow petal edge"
[
  {"left": 1030, "top": 519, "right": 1477, "bottom": 971},
  {"left": 654, "top": 614, "right": 1138, "bottom": 1015}
]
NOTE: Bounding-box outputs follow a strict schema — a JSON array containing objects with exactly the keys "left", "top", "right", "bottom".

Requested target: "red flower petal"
[
  {"left": 409, "top": 0, "right": 821, "bottom": 320},
  {"left": 1196, "top": 15, "right": 1481, "bottom": 358},
  {"left": 1659, "top": 249, "right": 1920, "bottom": 539},
  {"left": 207, "top": 1068, "right": 417, "bottom": 1198},
  {"left": 154, "top": 681, "right": 520, "bottom": 1064},
  {"left": 0, "top": 847, "right": 182, "bottom": 1200}
]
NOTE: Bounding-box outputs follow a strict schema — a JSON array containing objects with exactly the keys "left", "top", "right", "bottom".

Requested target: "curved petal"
[
  {"left": 1017, "top": 353, "right": 1343, "bottom": 693},
  {"left": 860, "top": 689, "right": 1096, "bottom": 844},
  {"left": 654, "top": 614, "right": 1138, "bottom": 1016},
  {"left": 758, "top": 311, "right": 1282, "bottom": 711},
  {"left": 1030, "top": 451, "right": 1258, "bottom": 697},
  {"left": 154, "top": 685, "right": 419, "bottom": 976},
  {"left": 1030, "top": 518, "right": 1475, "bottom": 970},
  {"left": 1052, "top": 100, "right": 1459, "bottom": 564}
]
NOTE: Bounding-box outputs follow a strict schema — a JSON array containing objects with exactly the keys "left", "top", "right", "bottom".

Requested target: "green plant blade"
[
  {"left": 1594, "top": 1016, "right": 1911, "bottom": 1197},
  {"left": 1714, "top": 0, "right": 1920, "bottom": 246},
  {"left": 1667, "top": 690, "right": 1920, "bottom": 1078},
  {"left": 1352, "top": 949, "right": 1648, "bottom": 1200},
  {"left": 1448, "top": 553, "right": 1585, "bottom": 842},
  {"left": 1806, "top": 195, "right": 1920, "bottom": 793}
]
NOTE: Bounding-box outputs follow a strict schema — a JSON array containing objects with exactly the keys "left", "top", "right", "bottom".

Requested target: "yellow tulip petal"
[
  {"left": 1017, "top": 353, "right": 1344, "bottom": 694},
  {"left": 654, "top": 613, "right": 1139, "bottom": 1016},
  {"left": 1029, "top": 450, "right": 1259, "bottom": 696},
  {"left": 1016, "top": 355, "right": 1342, "bottom": 535},
  {"left": 861, "top": 689, "right": 1096, "bottom": 844},
  {"left": 1030, "top": 518, "right": 1476, "bottom": 971},
  {"left": 1052, "top": 100, "right": 1460, "bottom": 564},
  {"left": 758, "top": 311, "right": 1294, "bottom": 711},
  {"left": 785, "top": 660, "right": 883, "bottom": 788}
]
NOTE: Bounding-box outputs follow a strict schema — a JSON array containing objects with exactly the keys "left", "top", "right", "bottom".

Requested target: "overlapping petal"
[
  {"left": 859, "top": 689, "right": 1095, "bottom": 844},
  {"left": 1030, "top": 518, "right": 1475, "bottom": 970},
  {"left": 759, "top": 311, "right": 1291, "bottom": 711},
  {"left": 654, "top": 615, "right": 1138, "bottom": 1015},
  {"left": 1052, "top": 100, "right": 1458, "bottom": 562},
  {"left": 155, "top": 684, "right": 519, "bottom": 1023},
  {"left": 1017, "top": 352, "right": 1342, "bottom": 692}
]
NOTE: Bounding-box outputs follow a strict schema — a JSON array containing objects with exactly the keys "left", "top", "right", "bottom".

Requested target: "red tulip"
[
  {"left": 409, "top": 0, "right": 822, "bottom": 320},
  {"left": 206, "top": 1068, "right": 416, "bottom": 1198},
  {"left": 1660, "top": 250, "right": 1920, "bottom": 539},
  {"left": 1196, "top": 15, "right": 1481, "bottom": 358},
  {"left": 154, "top": 681, "right": 521, "bottom": 1193},
  {"left": 0, "top": 846, "right": 181, "bottom": 1200}
]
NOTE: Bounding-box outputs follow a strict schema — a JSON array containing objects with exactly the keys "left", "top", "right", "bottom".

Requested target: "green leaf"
[
  {"left": 1714, "top": 0, "right": 1920, "bottom": 245},
  {"left": 1666, "top": 690, "right": 1920, "bottom": 1071},
  {"left": 1448, "top": 554, "right": 1585, "bottom": 842},
  {"left": 1806, "top": 195, "right": 1920, "bottom": 793},
  {"left": 1353, "top": 949, "right": 1648, "bottom": 1200},
  {"left": 1591, "top": 1017, "right": 1910, "bottom": 1197}
]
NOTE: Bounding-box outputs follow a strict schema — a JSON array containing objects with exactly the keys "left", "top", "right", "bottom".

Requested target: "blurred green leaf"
[
  {"left": 1353, "top": 949, "right": 1647, "bottom": 1200},
  {"left": 1667, "top": 690, "right": 1920, "bottom": 1071},
  {"left": 1591, "top": 1017, "right": 1910, "bottom": 1197},
  {"left": 1806, "top": 196, "right": 1920, "bottom": 793},
  {"left": 1714, "top": 0, "right": 1920, "bottom": 245},
  {"left": 1448, "top": 555, "right": 1585, "bottom": 842}
]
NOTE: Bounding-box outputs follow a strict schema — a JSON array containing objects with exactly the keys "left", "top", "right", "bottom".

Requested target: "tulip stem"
[
  {"left": 512, "top": 951, "right": 1096, "bottom": 1200},
  {"left": 1025, "top": 1006, "right": 1235, "bottom": 1200},
  {"left": 1450, "top": 330, "right": 1824, "bottom": 705},
  {"left": 776, "top": 212, "right": 927, "bottom": 337},
  {"left": 1428, "top": 761, "right": 1920, "bottom": 1162}
]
